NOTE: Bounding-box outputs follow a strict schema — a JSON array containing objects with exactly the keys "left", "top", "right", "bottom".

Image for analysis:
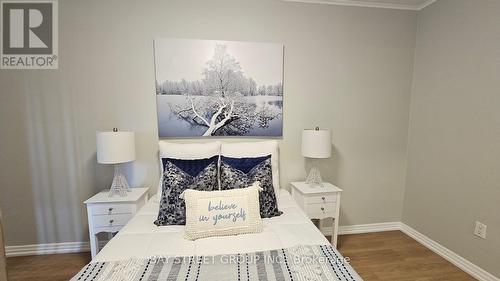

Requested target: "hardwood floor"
[
  {"left": 6, "top": 252, "right": 90, "bottom": 281},
  {"left": 337, "top": 231, "right": 476, "bottom": 281},
  {"left": 5, "top": 231, "right": 476, "bottom": 281}
]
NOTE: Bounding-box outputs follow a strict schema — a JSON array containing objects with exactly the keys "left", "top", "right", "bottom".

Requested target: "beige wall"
[
  {"left": 0, "top": 0, "right": 416, "bottom": 246},
  {"left": 0, "top": 211, "right": 7, "bottom": 281},
  {"left": 403, "top": 0, "right": 500, "bottom": 277}
]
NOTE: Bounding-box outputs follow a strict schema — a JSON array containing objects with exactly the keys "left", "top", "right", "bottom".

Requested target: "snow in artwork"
[{"left": 154, "top": 39, "right": 283, "bottom": 137}]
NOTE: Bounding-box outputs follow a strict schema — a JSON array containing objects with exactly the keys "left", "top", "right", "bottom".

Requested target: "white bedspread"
[{"left": 94, "top": 189, "right": 330, "bottom": 262}]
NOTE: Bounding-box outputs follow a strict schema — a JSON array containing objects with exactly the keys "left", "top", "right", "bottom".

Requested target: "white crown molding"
[
  {"left": 417, "top": 0, "right": 437, "bottom": 10},
  {"left": 281, "top": 0, "right": 438, "bottom": 11},
  {"left": 5, "top": 222, "right": 497, "bottom": 281}
]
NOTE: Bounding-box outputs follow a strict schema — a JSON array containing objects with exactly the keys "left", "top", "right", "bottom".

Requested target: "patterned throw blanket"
[{"left": 71, "top": 245, "right": 362, "bottom": 281}]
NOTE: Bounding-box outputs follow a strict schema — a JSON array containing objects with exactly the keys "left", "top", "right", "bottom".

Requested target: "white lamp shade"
[
  {"left": 302, "top": 129, "right": 332, "bottom": 158},
  {"left": 96, "top": 131, "right": 136, "bottom": 164}
]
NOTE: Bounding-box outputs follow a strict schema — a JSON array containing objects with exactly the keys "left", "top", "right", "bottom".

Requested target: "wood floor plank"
[
  {"left": 337, "top": 231, "right": 477, "bottom": 281},
  {"left": 5, "top": 231, "right": 477, "bottom": 281},
  {"left": 6, "top": 252, "right": 90, "bottom": 281}
]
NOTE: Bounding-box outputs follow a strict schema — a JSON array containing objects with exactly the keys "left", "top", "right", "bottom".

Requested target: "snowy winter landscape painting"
[{"left": 154, "top": 38, "right": 283, "bottom": 137}]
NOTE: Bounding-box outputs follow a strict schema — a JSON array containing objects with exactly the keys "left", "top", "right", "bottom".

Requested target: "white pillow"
[
  {"left": 181, "top": 182, "right": 263, "bottom": 241},
  {"left": 157, "top": 141, "right": 221, "bottom": 201},
  {"left": 221, "top": 140, "right": 280, "bottom": 197},
  {"left": 158, "top": 141, "right": 222, "bottom": 159}
]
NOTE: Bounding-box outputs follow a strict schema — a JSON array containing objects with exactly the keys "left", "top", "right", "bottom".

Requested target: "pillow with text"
[{"left": 181, "top": 182, "right": 263, "bottom": 240}]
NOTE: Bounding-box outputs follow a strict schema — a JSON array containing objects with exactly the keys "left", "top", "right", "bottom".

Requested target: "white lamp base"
[
  {"left": 305, "top": 167, "right": 324, "bottom": 187},
  {"left": 109, "top": 164, "right": 131, "bottom": 197}
]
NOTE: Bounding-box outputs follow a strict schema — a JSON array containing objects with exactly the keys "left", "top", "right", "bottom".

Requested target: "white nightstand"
[
  {"left": 84, "top": 187, "right": 149, "bottom": 258},
  {"left": 290, "top": 181, "right": 342, "bottom": 248}
]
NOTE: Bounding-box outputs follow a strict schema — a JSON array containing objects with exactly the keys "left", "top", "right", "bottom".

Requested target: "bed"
[
  {"left": 72, "top": 141, "right": 362, "bottom": 280},
  {"left": 72, "top": 190, "right": 362, "bottom": 280}
]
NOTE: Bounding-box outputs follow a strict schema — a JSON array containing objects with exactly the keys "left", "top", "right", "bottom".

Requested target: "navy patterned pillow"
[
  {"left": 154, "top": 156, "right": 218, "bottom": 226},
  {"left": 220, "top": 155, "right": 282, "bottom": 218}
]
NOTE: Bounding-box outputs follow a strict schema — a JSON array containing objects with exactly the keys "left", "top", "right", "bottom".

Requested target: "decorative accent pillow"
[
  {"left": 181, "top": 182, "right": 263, "bottom": 240},
  {"left": 221, "top": 141, "right": 280, "bottom": 196},
  {"left": 220, "top": 155, "right": 282, "bottom": 218},
  {"left": 156, "top": 141, "right": 221, "bottom": 202},
  {"left": 154, "top": 156, "right": 218, "bottom": 226}
]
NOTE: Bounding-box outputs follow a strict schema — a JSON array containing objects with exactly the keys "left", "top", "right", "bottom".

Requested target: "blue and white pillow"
[
  {"left": 154, "top": 156, "right": 218, "bottom": 226},
  {"left": 220, "top": 155, "right": 282, "bottom": 218}
]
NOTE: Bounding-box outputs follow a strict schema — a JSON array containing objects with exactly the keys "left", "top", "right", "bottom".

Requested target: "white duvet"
[{"left": 94, "top": 189, "right": 330, "bottom": 262}]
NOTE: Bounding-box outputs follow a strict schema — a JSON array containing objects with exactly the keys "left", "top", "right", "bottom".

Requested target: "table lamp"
[
  {"left": 302, "top": 127, "right": 332, "bottom": 187},
  {"left": 96, "top": 128, "right": 135, "bottom": 197}
]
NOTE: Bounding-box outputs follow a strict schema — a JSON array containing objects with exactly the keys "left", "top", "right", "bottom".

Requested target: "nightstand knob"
[
  {"left": 109, "top": 219, "right": 114, "bottom": 225},
  {"left": 320, "top": 207, "right": 325, "bottom": 212},
  {"left": 108, "top": 207, "right": 113, "bottom": 213},
  {"left": 321, "top": 197, "right": 325, "bottom": 201}
]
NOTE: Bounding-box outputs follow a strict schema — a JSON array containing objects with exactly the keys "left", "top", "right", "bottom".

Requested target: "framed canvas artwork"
[{"left": 154, "top": 38, "right": 283, "bottom": 137}]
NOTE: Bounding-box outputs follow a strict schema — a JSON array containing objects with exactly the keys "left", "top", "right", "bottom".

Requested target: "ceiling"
[{"left": 282, "top": 0, "right": 437, "bottom": 10}]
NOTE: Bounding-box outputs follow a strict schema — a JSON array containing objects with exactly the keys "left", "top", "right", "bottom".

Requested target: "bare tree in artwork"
[{"left": 171, "top": 44, "right": 280, "bottom": 136}]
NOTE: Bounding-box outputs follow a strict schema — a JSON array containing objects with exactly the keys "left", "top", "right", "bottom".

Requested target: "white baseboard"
[
  {"left": 5, "top": 240, "right": 107, "bottom": 257},
  {"left": 5, "top": 223, "right": 498, "bottom": 281},
  {"left": 400, "top": 223, "right": 499, "bottom": 281},
  {"left": 6, "top": 242, "right": 90, "bottom": 257},
  {"left": 339, "top": 221, "right": 401, "bottom": 235},
  {"left": 318, "top": 221, "right": 400, "bottom": 236},
  {"left": 333, "top": 221, "right": 498, "bottom": 281}
]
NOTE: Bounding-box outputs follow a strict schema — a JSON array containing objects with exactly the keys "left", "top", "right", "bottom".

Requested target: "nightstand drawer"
[
  {"left": 90, "top": 203, "right": 134, "bottom": 215},
  {"left": 92, "top": 213, "right": 132, "bottom": 228},
  {"left": 84, "top": 187, "right": 149, "bottom": 258},
  {"left": 306, "top": 203, "right": 336, "bottom": 218},
  {"left": 306, "top": 194, "right": 337, "bottom": 204},
  {"left": 290, "top": 182, "right": 342, "bottom": 248}
]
